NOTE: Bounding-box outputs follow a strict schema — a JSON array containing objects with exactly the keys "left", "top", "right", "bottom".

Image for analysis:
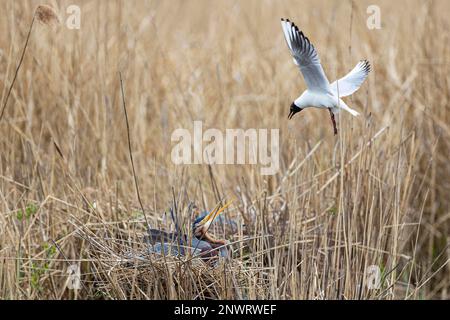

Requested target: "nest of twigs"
[{"left": 75, "top": 221, "right": 254, "bottom": 300}]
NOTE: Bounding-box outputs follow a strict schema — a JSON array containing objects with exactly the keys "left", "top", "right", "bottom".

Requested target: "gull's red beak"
[
  {"left": 288, "top": 103, "right": 302, "bottom": 120},
  {"left": 288, "top": 109, "right": 295, "bottom": 120}
]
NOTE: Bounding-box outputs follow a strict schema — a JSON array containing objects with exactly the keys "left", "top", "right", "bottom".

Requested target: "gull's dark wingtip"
[{"left": 361, "top": 60, "right": 371, "bottom": 73}]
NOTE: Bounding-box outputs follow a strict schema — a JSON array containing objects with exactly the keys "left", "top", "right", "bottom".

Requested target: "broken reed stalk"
[
  {"left": 0, "top": 15, "right": 36, "bottom": 122},
  {"left": 0, "top": 5, "right": 59, "bottom": 122},
  {"left": 119, "top": 72, "right": 150, "bottom": 228}
]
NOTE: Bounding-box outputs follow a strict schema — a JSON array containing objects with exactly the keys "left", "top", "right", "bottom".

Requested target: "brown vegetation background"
[{"left": 0, "top": 0, "right": 449, "bottom": 299}]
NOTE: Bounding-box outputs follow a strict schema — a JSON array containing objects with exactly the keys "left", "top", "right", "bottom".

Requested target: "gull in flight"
[{"left": 281, "top": 18, "right": 370, "bottom": 135}]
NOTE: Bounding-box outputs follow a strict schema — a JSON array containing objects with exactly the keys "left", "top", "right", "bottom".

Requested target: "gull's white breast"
[{"left": 295, "top": 90, "right": 337, "bottom": 109}]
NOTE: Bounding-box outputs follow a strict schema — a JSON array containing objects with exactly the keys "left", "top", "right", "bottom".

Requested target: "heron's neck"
[{"left": 198, "top": 232, "right": 226, "bottom": 246}]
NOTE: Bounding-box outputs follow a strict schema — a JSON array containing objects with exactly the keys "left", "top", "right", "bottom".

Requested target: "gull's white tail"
[{"left": 335, "top": 99, "right": 360, "bottom": 116}]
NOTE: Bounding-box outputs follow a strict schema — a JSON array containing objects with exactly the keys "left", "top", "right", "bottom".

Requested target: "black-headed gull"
[{"left": 281, "top": 18, "right": 370, "bottom": 135}]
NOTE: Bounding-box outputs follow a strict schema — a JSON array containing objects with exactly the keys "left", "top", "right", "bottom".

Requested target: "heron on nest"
[{"left": 145, "top": 201, "right": 233, "bottom": 261}]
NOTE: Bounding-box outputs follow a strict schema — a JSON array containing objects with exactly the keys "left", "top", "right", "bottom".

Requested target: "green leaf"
[
  {"left": 25, "top": 203, "right": 38, "bottom": 219},
  {"left": 327, "top": 206, "right": 338, "bottom": 215}
]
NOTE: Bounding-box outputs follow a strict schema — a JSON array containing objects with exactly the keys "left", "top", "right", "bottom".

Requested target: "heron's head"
[
  {"left": 192, "top": 201, "right": 232, "bottom": 240},
  {"left": 288, "top": 102, "right": 303, "bottom": 120}
]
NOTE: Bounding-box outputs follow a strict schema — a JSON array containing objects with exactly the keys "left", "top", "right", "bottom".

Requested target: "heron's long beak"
[{"left": 198, "top": 200, "right": 233, "bottom": 229}]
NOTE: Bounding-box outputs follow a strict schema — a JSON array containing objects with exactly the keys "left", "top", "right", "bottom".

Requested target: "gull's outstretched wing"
[
  {"left": 281, "top": 18, "right": 331, "bottom": 93},
  {"left": 330, "top": 60, "right": 371, "bottom": 97}
]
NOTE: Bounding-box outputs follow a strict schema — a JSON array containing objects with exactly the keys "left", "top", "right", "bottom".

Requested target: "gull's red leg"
[{"left": 329, "top": 108, "right": 338, "bottom": 135}]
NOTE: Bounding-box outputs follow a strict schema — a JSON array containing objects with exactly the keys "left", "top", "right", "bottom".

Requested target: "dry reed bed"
[{"left": 0, "top": 0, "right": 449, "bottom": 299}]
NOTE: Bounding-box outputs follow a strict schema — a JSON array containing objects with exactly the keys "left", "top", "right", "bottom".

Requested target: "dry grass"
[{"left": 0, "top": 0, "right": 449, "bottom": 299}]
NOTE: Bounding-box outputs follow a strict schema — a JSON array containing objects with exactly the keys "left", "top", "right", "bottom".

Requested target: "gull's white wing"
[
  {"left": 281, "top": 19, "right": 331, "bottom": 93},
  {"left": 330, "top": 60, "right": 371, "bottom": 97}
]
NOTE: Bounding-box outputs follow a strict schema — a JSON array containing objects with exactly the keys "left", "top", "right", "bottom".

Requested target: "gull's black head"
[{"left": 288, "top": 102, "right": 302, "bottom": 120}]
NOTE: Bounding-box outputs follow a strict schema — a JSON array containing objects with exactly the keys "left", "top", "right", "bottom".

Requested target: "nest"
[{"left": 76, "top": 222, "right": 252, "bottom": 299}]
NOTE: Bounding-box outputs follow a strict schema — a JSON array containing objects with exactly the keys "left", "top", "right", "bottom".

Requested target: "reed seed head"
[{"left": 35, "top": 4, "right": 60, "bottom": 26}]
